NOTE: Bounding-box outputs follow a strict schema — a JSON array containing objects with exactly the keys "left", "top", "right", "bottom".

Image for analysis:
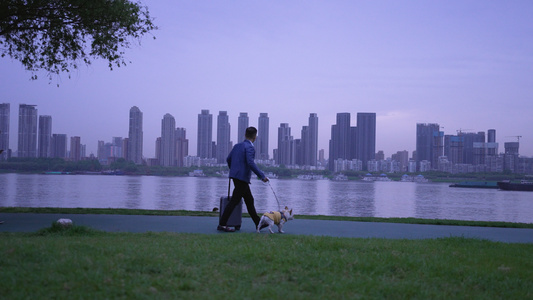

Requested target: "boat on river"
[
  {"left": 362, "top": 173, "right": 391, "bottom": 182},
  {"left": 401, "top": 174, "right": 429, "bottom": 183},
  {"left": 497, "top": 180, "right": 533, "bottom": 191},
  {"left": 449, "top": 181, "right": 499, "bottom": 189}
]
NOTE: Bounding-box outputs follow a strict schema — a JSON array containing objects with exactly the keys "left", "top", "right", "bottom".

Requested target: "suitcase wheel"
[{"left": 235, "top": 225, "right": 241, "bottom": 231}]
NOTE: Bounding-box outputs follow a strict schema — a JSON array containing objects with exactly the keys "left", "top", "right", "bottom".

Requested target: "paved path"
[{"left": 1, "top": 213, "right": 533, "bottom": 244}]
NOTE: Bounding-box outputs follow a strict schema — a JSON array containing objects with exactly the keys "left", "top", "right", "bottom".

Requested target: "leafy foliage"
[
  {"left": 0, "top": 0, "right": 157, "bottom": 80},
  {"left": 0, "top": 157, "right": 102, "bottom": 172}
]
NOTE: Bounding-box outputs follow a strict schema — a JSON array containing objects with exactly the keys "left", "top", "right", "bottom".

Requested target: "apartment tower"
[
  {"left": 127, "top": 106, "right": 143, "bottom": 164},
  {"left": 0, "top": 103, "right": 10, "bottom": 160},
  {"left": 197, "top": 109, "right": 213, "bottom": 158},
  {"left": 216, "top": 111, "right": 231, "bottom": 164},
  {"left": 307, "top": 113, "right": 319, "bottom": 166},
  {"left": 416, "top": 123, "right": 443, "bottom": 171},
  {"left": 356, "top": 112, "right": 376, "bottom": 170},
  {"left": 18, "top": 104, "right": 38, "bottom": 158},
  {"left": 160, "top": 113, "right": 176, "bottom": 166},
  {"left": 38, "top": 115, "right": 52, "bottom": 158},
  {"left": 237, "top": 112, "right": 249, "bottom": 142},
  {"left": 257, "top": 113, "right": 269, "bottom": 160}
]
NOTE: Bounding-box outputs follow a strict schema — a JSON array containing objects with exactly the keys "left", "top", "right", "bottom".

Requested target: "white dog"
[{"left": 256, "top": 206, "right": 294, "bottom": 234}]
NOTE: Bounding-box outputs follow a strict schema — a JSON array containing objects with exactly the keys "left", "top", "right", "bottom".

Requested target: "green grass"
[
  {"left": 2, "top": 206, "right": 533, "bottom": 228},
  {"left": 1, "top": 224, "right": 532, "bottom": 299}
]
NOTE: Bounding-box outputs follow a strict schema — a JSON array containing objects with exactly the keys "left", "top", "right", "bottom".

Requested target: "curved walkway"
[{"left": 1, "top": 213, "right": 533, "bottom": 244}]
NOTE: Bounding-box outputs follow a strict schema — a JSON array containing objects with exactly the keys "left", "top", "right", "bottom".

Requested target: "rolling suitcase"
[{"left": 219, "top": 178, "right": 242, "bottom": 230}]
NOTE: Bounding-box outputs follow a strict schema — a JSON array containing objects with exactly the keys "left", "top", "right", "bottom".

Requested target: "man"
[{"left": 218, "top": 127, "right": 269, "bottom": 232}]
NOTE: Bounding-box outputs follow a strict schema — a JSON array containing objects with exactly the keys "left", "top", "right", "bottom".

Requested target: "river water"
[{"left": 1, "top": 173, "right": 532, "bottom": 223}]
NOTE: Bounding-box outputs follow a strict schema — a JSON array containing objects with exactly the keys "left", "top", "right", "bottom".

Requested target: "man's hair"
[{"left": 245, "top": 127, "right": 258, "bottom": 139}]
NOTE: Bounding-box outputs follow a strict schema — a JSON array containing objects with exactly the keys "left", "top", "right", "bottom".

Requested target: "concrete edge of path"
[{"left": 1, "top": 213, "right": 533, "bottom": 244}]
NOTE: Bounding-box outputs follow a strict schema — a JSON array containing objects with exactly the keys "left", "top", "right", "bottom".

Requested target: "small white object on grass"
[{"left": 56, "top": 218, "right": 73, "bottom": 227}]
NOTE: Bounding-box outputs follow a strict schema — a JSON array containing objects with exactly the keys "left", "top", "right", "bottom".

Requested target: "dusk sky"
[{"left": 1, "top": 0, "right": 532, "bottom": 158}]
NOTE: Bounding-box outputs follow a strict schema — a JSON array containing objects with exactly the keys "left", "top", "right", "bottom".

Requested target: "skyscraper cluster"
[
  {"left": 414, "top": 124, "right": 529, "bottom": 173},
  {"left": 3, "top": 102, "right": 529, "bottom": 174},
  {"left": 329, "top": 112, "right": 376, "bottom": 171},
  {"left": 194, "top": 110, "right": 272, "bottom": 166},
  {"left": 271, "top": 113, "right": 319, "bottom": 168},
  {"left": 0, "top": 103, "right": 83, "bottom": 161},
  {"left": 154, "top": 112, "right": 189, "bottom": 167}
]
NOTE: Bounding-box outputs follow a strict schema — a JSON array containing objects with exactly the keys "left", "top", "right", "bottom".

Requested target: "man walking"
[{"left": 218, "top": 127, "right": 268, "bottom": 232}]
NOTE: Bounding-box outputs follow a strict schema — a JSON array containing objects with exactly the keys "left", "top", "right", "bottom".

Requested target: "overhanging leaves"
[{"left": 0, "top": 0, "right": 157, "bottom": 80}]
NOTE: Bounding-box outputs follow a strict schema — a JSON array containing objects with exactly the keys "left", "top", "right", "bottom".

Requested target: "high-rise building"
[
  {"left": 444, "top": 135, "right": 464, "bottom": 164},
  {"left": 112, "top": 137, "right": 124, "bottom": 158},
  {"left": 487, "top": 129, "right": 498, "bottom": 156},
  {"left": 356, "top": 113, "right": 376, "bottom": 170},
  {"left": 318, "top": 149, "right": 325, "bottom": 165},
  {"left": 416, "top": 123, "right": 443, "bottom": 171},
  {"left": 51, "top": 134, "right": 67, "bottom": 158},
  {"left": 70, "top": 136, "right": 81, "bottom": 161},
  {"left": 97, "top": 140, "right": 105, "bottom": 161},
  {"left": 0, "top": 103, "right": 10, "bottom": 160},
  {"left": 175, "top": 127, "right": 188, "bottom": 167},
  {"left": 392, "top": 150, "right": 409, "bottom": 172},
  {"left": 216, "top": 111, "right": 231, "bottom": 164},
  {"left": 127, "top": 106, "right": 143, "bottom": 164},
  {"left": 328, "top": 113, "right": 351, "bottom": 171},
  {"left": 155, "top": 137, "right": 161, "bottom": 161},
  {"left": 296, "top": 126, "right": 308, "bottom": 166},
  {"left": 18, "top": 104, "right": 38, "bottom": 158},
  {"left": 237, "top": 112, "right": 249, "bottom": 142},
  {"left": 38, "top": 115, "right": 52, "bottom": 158},
  {"left": 307, "top": 113, "right": 319, "bottom": 166},
  {"left": 122, "top": 138, "right": 129, "bottom": 160},
  {"left": 257, "top": 113, "right": 269, "bottom": 160},
  {"left": 504, "top": 142, "right": 519, "bottom": 172},
  {"left": 197, "top": 109, "right": 213, "bottom": 158},
  {"left": 460, "top": 131, "right": 485, "bottom": 165},
  {"left": 277, "top": 123, "right": 292, "bottom": 166},
  {"left": 160, "top": 113, "right": 176, "bottom": 166}
]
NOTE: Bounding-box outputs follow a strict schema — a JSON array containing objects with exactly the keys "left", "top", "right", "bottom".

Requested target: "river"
[{"left": 1, "top": 173, "right": 531, "bottom": 223}]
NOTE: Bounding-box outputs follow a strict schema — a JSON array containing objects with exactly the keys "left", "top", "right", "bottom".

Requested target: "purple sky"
[{"left": 1, "top": 0, "right": 532, "bottom": 158}]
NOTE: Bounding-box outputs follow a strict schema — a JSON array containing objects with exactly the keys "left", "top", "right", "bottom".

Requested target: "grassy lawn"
[{"left": 1, "top": 224, "right": 532, "bottom": 299}]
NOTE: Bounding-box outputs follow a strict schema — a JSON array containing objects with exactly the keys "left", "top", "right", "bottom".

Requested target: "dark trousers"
[{"left": 219, "top": 178, "right": 261, "bottom": 227}]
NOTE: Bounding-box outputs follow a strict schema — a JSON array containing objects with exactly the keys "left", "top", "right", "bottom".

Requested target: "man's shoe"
[{"left": 217, "top": 225, "right": 235, "bottom": 232}]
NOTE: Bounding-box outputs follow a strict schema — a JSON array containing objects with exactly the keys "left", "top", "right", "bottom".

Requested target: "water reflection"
[
  {"left": 15, "top": 174, "right": 37, "bottom": 207},
  {"left": 414, "top": 183, "right": 445, "bottom": 220},
  {"left": 328, "top": 181, "right": 375, "bottom": 217},
  {"left": 155, "top": 177, "right": 174, "bottom": 209},
  {"left": 195, "top": 177, "right": 217, "bottom": 211},
  {"left": 1, "top": 173, "right": 532, "bottom": 223},
  {"left": 125, "top": 177, "right": 142, "bottom": 209}
]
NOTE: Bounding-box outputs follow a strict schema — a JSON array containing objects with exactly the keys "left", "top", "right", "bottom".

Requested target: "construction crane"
[
  {"left": 506, "top": 136, "right": 522, "bottom": 142},
  {"left": 456, "top": 128, "right": 473, "bottom": 135}
]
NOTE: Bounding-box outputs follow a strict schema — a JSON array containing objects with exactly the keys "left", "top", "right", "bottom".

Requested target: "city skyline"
[
  {"left": 1, "top": 103, "right": 526, "bottom": 165},
  {"left": 1, "top": 1, "right": 532, "bottom": 158}
]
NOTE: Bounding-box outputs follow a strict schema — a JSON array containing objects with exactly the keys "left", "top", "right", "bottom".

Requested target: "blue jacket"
[{"left": 227, "top": 139, "right": 265, "bottom": 183}]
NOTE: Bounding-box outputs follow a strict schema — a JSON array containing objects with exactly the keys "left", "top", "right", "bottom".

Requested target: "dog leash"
[{"left": 267, "top": 181, "right": 282, "bottom": 212}]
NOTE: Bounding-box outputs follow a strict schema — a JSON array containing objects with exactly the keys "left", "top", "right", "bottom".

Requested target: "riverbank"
[{"left": 2, "top": 207, "right": 533, "bottom": 228}]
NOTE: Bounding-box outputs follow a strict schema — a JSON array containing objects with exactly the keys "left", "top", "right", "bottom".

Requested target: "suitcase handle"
[{"left": 227, "top": 177, "right": 231, "bottom": 199}]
